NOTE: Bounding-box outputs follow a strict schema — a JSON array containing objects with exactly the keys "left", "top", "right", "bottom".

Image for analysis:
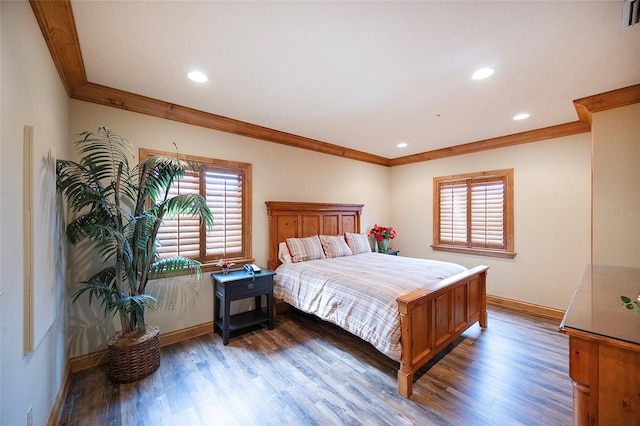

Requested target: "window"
[
  {"left": 433, "top": 169, "right": 515, "bottom": 259},
  {"left": 140, "top": 149, "right": 253, "bottom": 272}
]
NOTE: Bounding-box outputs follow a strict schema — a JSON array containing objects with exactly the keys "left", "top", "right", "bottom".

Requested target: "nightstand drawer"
[{"left": 226, "top": 277, "right": 270, "bottom": 297}]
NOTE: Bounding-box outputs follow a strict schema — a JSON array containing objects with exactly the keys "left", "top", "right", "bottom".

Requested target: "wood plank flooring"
[{"left": 59, "top": 307, "right": 572, "bottom": 425}]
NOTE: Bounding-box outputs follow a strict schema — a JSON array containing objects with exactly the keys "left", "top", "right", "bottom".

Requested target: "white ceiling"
[{"left": 71, "top": 1, "right": 640, "bottom": 159}]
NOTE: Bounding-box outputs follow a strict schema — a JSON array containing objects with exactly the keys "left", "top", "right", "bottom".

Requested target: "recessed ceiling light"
[
  {"left": 397, "top": 142, "right": 408, "bottom": 148},
  {"left": 471, "top": 67, "right": 494, "bottom": 80},
  {"left": 187, "top": 71, "right": 208, "bottom": 83},
  {"left": 513, "top": 113, "right": 530, "bottom": 121}
]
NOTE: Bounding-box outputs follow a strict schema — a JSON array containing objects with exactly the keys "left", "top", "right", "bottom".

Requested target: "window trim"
[
  {"left": 139, "top": 148, "right": 253, "bottom": 273},
  {"left": 432, "top": 168, "right": 515, "bottom": 259}
]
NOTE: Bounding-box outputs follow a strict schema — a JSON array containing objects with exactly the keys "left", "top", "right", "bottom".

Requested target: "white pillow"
[
  {"left": 344, "top": 232, "right": 372, "bottom": 254},
  {"left": 278, "top": 242, "right": 293, "bottom": 263},
  {"left": 319, "top": 234, "right": 353, "bottom": 258},
  {"left": 286, "top": 235, "right": 326, "bottom": 263}
]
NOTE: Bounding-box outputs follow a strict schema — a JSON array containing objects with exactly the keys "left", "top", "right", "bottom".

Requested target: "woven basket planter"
[{"left": 107, "top": 325, "right": 160, "bottom": 383}]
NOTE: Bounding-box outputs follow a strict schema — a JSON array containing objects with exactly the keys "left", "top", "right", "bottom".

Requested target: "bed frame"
[{"left": 265, "top": 201, "right": 489, "bottom": 398}]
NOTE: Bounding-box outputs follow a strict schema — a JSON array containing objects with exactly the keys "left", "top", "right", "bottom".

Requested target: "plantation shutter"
[
  {"left": 205, "top": 168, "right": 244, "bottom": 260},
  {"left": 141, "top": 148, "right": 252, "bottom": 269},
  {"left": 439, "top": 181, "right": 468, "bottom": 245},
  {"left": 437, "top": 175, "right": 506, "bottom": 249},
  {"left": 157, "top": 170, "right": 202, "bottom": 259},
  {"left": 471, "top": 178, "right": 505, "bottom": 249},
  {"left": 434, "top": 169, "right": 513, "bottom": 258}
]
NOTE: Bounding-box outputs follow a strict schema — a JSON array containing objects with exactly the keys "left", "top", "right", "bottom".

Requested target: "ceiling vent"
[{"left": 623, "top": 0, "right": 640, "bottom": 27}]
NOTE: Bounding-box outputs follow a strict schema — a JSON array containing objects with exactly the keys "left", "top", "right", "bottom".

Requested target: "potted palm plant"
[{"left": 57, "top": 127, "right": 214, "bottom": 383}]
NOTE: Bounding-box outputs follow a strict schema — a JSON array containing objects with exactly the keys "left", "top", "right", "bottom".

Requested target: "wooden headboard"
[{"left": 265, "top": 201, "right": 363, "bottom": 270}]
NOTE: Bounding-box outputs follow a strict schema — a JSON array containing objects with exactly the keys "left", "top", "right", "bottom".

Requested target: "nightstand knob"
[{"left": 248, "top": 283, "right": 254, "bottom": 290}]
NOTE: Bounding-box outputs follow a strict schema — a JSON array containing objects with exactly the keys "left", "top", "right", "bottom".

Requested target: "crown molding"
[
  {"left": 72, "top": 81, "right": 391, "bottom": 165},
  {"left": 390, "top": 121, "right": 591, "bottom": 166},
  {"left": 29, "top": 0, "right": 86, "bottom": 94},
  {"left": 29, "top": 0, "right": 390, "bottom": 167},
  {"left": 29, "top": 1, "right": 638, "bottom": 168},
  {"left": 573, "top": 84, "right": 640, "bottom": 125}
]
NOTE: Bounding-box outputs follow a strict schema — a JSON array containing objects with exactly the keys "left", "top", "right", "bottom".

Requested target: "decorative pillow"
[
  {"left": 319, "top": 234, "right": 353, "bottom": 258},
  {"left": 345, "top": 232, "right": 372, "bottom": 254},
  {"left": 286, "top": 235, "right": 326, "bottom": 263},
  {"left": 278, "top": 242, "right": 293, "bottom": 264}
]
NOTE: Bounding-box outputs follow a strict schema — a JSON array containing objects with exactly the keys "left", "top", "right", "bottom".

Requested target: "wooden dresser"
[{"left": 560, "top": 265, "right": 640, "bottom": 425}]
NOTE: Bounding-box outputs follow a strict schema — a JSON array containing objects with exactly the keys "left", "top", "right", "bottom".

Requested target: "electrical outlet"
[
  {"left": 168, "top": 302, "right": 175, "bottom": 311},
  {"left": 27, "top": 405, "right": 33, "bottom": 426}
]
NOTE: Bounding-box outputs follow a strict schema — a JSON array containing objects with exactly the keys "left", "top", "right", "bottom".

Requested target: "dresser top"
[{"left": 561, "top": 265, "right": 640, "bottom": 346}]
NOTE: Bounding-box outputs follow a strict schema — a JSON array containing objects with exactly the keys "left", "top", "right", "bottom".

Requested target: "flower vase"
[
  {"left": 377, "top": 236, "right": 390, "bottom": 253},
  {"left": 222, "top": 267, "right": 230, "bottom": 275}
]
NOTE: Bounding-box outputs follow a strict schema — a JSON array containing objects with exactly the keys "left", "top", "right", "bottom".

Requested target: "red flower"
[
  {"left": 368, "top": 224, "right": 397, "bottom": 240},
  {"left": 216, "top": 259, "right": 235, "bottom": 269}
]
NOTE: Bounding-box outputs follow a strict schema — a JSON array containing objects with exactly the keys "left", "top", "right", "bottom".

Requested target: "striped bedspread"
[{"left": 273, "top": 253, "right": 467, "bottom": 361}]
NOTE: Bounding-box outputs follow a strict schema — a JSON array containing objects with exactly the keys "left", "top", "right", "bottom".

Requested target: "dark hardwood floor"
[{"left": 59, "top": 306, "right": 572, "bottom": 425}]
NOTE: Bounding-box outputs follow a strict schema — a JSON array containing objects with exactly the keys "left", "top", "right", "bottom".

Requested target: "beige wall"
[
  {"left": 67, "top": 99, "right": 596, "bottom": 353},
  {"left": 592, "top": 103, "right": 640, "bottom": 267},
  {"left": 68, "top": 99, "right": 391, "bottom": 356},
  {"left": 0, "top": 2, "right": 70, "bottom": 425},
  {"left": 390, "top": 134, "right": 592, "bottom": 310}
]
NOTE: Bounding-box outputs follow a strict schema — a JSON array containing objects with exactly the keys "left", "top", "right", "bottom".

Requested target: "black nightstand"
[
  {"left": 383, "top": 250, "right": 399, "bottom": 256},
  {"left": 211, "top": 269, "right": 276, "bottom": 345}
]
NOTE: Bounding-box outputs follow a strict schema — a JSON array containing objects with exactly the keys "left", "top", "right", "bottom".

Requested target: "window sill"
[
  {"left": 201, "top": 257, "right": 256, "bottom": 274},
  {"left": 431, "top": 245, "right": 516, "bottom": 259},
  {"left": 150, "top": 257, "right": 256, "bottom": 279}
]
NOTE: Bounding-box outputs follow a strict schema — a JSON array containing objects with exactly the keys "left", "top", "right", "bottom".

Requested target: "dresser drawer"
[{"left": 225, "top": 276, "right": 271, "bottom": 298}]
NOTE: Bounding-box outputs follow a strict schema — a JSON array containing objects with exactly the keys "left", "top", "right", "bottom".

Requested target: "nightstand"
[
  {"left": 383, "top": 250, "right": 399, "bottom": 256},
  {"left": 211, "top": 269, "right": 276, "bottom": 345}
]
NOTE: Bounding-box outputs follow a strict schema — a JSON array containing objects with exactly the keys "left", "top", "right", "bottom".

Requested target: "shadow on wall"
[
  {"left": 66, "top": 240, "right": 116, "bottom": 355},
  {"left": 145, "top": 276, "right": 200, "bottom": 312}
]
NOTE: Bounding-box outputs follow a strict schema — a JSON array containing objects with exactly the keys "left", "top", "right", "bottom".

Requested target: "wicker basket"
[{"left": 107, "top": 325, "right": 160, "bottom": 383}]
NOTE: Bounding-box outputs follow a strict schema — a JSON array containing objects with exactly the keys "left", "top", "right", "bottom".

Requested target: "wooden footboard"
[{"left": 396, "top": 265, "right": 489, "bottom": 397}]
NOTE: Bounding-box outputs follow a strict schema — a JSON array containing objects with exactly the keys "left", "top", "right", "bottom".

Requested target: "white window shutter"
[
  {"left": 205, "top": 169, "right": 244, "bottom": 259},
  {"left": 439, "top": 182, "right": 468, "bottom": 245},
  {"left": 471, "top": 179, "right": 505, "bottom": 249}
]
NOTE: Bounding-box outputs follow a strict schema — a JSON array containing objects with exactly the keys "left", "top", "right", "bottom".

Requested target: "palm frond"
[
  {"left": 74, "top": 127, "right": 137, "bottom": 205},
  {"left": 65, "top": 212, "right": 102, "bottom": 243},
  {"left": 149, "top": 256, "right": 202, "bottom": 280},
  {"left": 75, "top": 127, "right": 134, "bottom": 178},
  {"left": 57, "top": 160, "right": 113, "bottom": 213},
  {"left": 153, "top": 193, "right": 214, "bottom": 230},
  {"left": 71, "top": 267, "right": 119, "bottom": 316},
  {"left": 135, "top": 155, "right": 204, "bottom": 204},
  {"left": 114, "top": 293, "right": 158, "bottom": 314},
  {"left": 66, "top": 214, "right": 122, "bottom": 246}
]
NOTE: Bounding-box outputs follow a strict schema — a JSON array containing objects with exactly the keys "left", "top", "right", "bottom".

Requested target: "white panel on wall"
[
  {"left": 23, "top": 125, "right": 58, "bottom": 353},
  {"left": 22, "top": 125, "right": 34, "bottom": 353}
]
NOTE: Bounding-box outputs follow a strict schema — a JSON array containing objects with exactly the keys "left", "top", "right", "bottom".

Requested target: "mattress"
[{"left": 274, "top": 252, "right": 467, "bottom": 361}]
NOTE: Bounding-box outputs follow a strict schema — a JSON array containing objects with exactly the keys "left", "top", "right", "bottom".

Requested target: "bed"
[{"left": 266, "top": 201, "right": 489, "bottom": 397}]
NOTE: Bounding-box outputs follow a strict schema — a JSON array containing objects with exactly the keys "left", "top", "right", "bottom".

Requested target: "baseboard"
[
  {"left": 47, "top": 361, "right": 71, "bottom": 426},
  {"left": 487, "top": 294, "right": 565, "bottom": 320},
  {"left": 68, "top": 321, "right": 214, "bottom": 373},
  {"left": 159, "top": 321, "right": 213, "bottom": 347},
  {"left": 69, "top": 348, "right": 109, "bottom": 373}
]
